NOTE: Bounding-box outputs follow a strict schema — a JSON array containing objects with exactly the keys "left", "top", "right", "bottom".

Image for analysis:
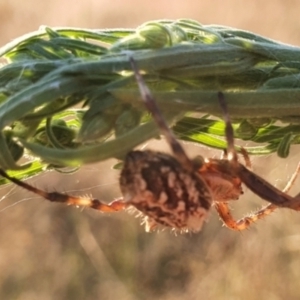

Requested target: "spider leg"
[
  {"left": 0, "top": 169, "right": 127, "bottom": 212},
  {"left": 218, "top": 92, "right": 238, "bottom": 164},
  {"left": 218, "top": 93, "right": 252, "bottom": 170},
  {"left": 222, "top": 147, "right": 251, "bottom": 168},
  {"left": 216, "top": 162, "right": 300, "bottom": 230},
  {"left": 237, "top": 163, "right": 300, "bottom": 210},
  {"left": 129, "top": 57, "right": 194, "bottom": 172},
  {"left": 215, "top": 201, "right": 275, "bottom": 231},
  {"left": 240, "top": 147, "right": 252, "bottom": 169}
]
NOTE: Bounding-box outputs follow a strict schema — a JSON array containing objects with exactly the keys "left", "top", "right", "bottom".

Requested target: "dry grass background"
[{"left": 1, "top": 1, "right": 300, "bottom": 299}]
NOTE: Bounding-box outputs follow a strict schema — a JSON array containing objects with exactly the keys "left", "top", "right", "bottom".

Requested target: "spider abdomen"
[{"left": 120, "top": 150, "right": 212, "bottom": 232}]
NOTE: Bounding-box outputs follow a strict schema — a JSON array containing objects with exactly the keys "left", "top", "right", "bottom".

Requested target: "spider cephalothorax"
[{"left": 198, "top": 157, "right": 244, "bottom": 202}]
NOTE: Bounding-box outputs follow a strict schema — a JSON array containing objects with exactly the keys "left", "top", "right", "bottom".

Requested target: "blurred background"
[{"left": 1, "top": 0, "right": 300, "bottom": 299}]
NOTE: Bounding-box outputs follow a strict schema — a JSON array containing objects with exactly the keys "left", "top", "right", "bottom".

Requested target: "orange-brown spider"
[{"left": 1, "top": 57, "right": 300, "bottom": 233}]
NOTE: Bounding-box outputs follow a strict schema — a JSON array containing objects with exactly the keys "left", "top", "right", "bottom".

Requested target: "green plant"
[{"left": 1, "top": 19, "right": 300, "bottom": 181}]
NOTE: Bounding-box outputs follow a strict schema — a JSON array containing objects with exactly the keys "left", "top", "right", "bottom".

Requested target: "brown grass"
[{"left": 1, "top": 1, "right": 300, "bottom": 299}]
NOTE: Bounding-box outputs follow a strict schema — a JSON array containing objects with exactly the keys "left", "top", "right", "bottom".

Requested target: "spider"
[{"left": 1, "top": 57, "right": 300, "bottom": 233}]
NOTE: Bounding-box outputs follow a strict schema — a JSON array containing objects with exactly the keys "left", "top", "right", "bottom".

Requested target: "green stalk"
[{"left": 0, "top": 18, "right": 300, "bottom": 180}]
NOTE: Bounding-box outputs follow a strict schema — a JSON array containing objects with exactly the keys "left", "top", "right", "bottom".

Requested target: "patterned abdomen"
[{"left": 120, "top": 150, "right": 212, "bottom": 232}]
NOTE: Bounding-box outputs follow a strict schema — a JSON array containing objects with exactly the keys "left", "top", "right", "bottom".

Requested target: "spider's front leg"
[
  {"left": 214, "top": 202, "right": 276, "bottom": 231},
  {"left": 0, "top": 169, "right": 127, "bottom": 212}
]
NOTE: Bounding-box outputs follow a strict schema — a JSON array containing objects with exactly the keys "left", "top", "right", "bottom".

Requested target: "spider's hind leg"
[
  {"left": 0, "top": 169, "right": 127, "bottom": 212},
  {"left": 129, "top": 57, "right": 194, "bottom": 172}
]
